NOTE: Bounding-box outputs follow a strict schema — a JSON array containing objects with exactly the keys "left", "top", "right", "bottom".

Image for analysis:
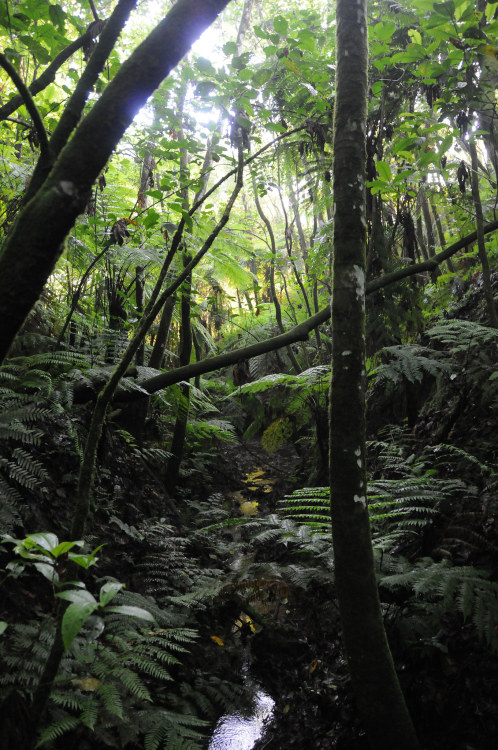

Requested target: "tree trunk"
[
  {"left": 329, "top": 2, "right": 420, "bottom": 748},
  {"left": 469, "top": 141, "right": 498, "bottom": 328}
]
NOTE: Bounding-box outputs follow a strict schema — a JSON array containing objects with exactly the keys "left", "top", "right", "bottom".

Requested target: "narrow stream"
[
  {"left": 208, "top": 683, "right": 275, "bottom": 750},
  {"left": 208, "top": 468, "right": 278, "bottom": 749}
]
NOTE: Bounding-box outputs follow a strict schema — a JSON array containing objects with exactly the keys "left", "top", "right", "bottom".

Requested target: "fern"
[
  {"left": 372, "top": 344, "right": 450, "bottom": 384},
  {"left": 35, "top": 716, "right": 81, "bottom": 747},
  {"left": 426, "top": 319, "right": 498, "bottom": 353},
  {"left": 378, "top": 556, "right": 498, "bottom": 653}
]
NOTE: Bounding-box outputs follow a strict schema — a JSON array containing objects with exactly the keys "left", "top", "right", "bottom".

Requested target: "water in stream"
[
  {"left": 208, "top": 686, "right": 275, "bottom": 750},
  {"left": 209, "top": 466, "right": 278, "bottom": 748}
]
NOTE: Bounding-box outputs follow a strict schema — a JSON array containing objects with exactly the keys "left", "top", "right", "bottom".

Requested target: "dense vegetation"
[{"left": 0, "top": 0, "right": 497, "bottom": 748}]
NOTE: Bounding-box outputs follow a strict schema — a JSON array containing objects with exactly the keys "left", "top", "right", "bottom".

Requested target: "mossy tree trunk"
[{"left": 328, "top": 2, "right": 420, "bottom": 748}]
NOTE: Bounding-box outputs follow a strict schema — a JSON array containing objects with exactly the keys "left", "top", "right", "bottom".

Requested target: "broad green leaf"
[
  {"left": 371, "top": 81, "right": 384, "bottom": 97},
  {"left": 51, "top": 540, "right": 82, "bottom": 558},
  {"left": 68, "top": 544, "right": 103, "bottom": 569},
  {"left": 237, "top": 68, "right": 253, "bottom": 82},
  {"left": 26, "top": 533, "right": 59, "bottom": 552},
  {"left": 99, "top": 581, "right": 124, "bottom": 607},
  {"left": 196, "top": 57, "right": 215, "bottom": 74},
  {"left": 144, "top": 208, "right": 160, "bottom": 230},
  {"left": 273, "top": 16, "right": 288, "bottom": 36},
  {"left": 223, "top": 41, "right": 237, "bottom": 55},
  {"left": 486, "top": 3, "right": 498, "bottom": 22},
  {"left": 107, "top": 605, "right": 155, "bottom": 622},
  {"left": 57, "top": 588, "right": 97, "bottom": 606},
  {"left": 296, "top": 29, "right": 316, "bottom": 51},
  {"left": 373, "top": 21, "right": 396, "bottom": 42},
  {"left": 433, "top": 1, "right": 455, "bottom": 17},
  {"left": 0, "top": 622, "right": 7, "bottom": 635},
  {"left": 417, "top": 60, "right": 446, "bottom": 78},
  {"left": 376, "top": 161, "right": 392, "bottom": 182},
  {"left": 264, "top": 45, "right": 277, "bottom": 57},
  {"left": 33, "top": 562, "right": 57, "bottom": 582},
  {"left": 252, "top": 69, "right": 271, "bottom": 87},
  {"left": 62, "top": 599, "right": 98, "bottom": 649},
  {"left": 48, "top": 4, "right": 66, "bottom": 30},
  {"left": 408, "top": 29, "right": 422, "bottom": 45},
  {"left": 253, "top": 25, "right": 268, "bottom": 39}
]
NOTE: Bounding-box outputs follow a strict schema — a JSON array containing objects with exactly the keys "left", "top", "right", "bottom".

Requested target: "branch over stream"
[{"left": 73, "top": 220, "right": 498, "bottom": 404}]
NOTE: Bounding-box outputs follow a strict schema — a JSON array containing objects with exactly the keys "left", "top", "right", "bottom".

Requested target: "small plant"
[{"left": 3, "top": 533, "right": 155, "bottom": 649}]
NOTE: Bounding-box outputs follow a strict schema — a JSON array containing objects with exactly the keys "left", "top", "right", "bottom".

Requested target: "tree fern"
[
  {"left": 372, "top": 344, "right": 450, "bottom": 384},
  {"left": 378, "top": 556, "right": 498, "bottom": 654},
  {"left": 426, "top": 319, "right": 498, "bottom": 353}
]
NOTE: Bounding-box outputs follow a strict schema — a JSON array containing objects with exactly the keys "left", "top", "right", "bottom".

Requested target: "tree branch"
[
  {"left": 88, "top": 0, "right": 100, "bottom": 21},
  {"left": 0, "top": 53, "right": 49, "bottom": 157},
  {"left": 94, "top": 219, "right": 498, "bottom": 403},
  {"left": 0, "top": 0, "right": 234, "bottom": 365},
  {"left": 26, "top": 0, "right": 138, "bottom": 201},
  {"left": 0, "top": 27, "right": 107, "bottom": 122}
]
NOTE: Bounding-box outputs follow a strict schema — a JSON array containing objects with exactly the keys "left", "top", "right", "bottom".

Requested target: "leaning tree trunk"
[{"left": 329, "top": 2, "right": 420, "bottom": 749}]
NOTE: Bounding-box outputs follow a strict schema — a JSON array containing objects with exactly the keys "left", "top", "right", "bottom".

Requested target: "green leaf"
[
  {"left": 408, "top": 29, "right": 422, "bottom": 45},
  {"left": 57, "top": 588, "right": 97, "bottom": 605},
  {"left": 51, "top": 540, "right": 82, "bottom": 558},
  {"left": 376, "top": 160, "right": 392, "bottom": 182},
  {"left": 371, "top": 81, "right": 384, "bottom": 97},
  {"left": 433, "top": 1, "right": 456, "bottom": 17},
  {"left": 33, "top": 562, "right": 57, "bottom": 582},
  {"left": 237, "top": 68, "right": 253, "bottom": 82},
  {"left": 264, "top": 45, "right": 277, "bottom": 57},
  {"left": 295, "top": 29, "right": 316, "bottom": 51},
  {"left": 373, "top": 21, "right": 396, "bottom": 42},
  {"left": 196, "top": 57, "right": 215, "bottom": 74},
  {"left": 68, "top": 544, "right": 103, "bottom": 569},
  {"left": 99, "top": 581, "right": 124, "bottom": 607},
  {"left": 48, "top": 4, "right": 66, "bottom": 30},
  {"left": 62, "top": 599, "right": 98, "bottom": 649},
  {"left": 253, "top": 25, "right": 268, "bottom": 39},
  {"left": 0, "top": 622, "right": 7, "bottom": 635},
  {"left": 417, "top": 60, "right": 445, "bottom": 78},
  {"left": 266, "top": 123, "right": 288, "bottom": 133},
  {"left": 25, "top": 533, "right": 59, "bottom": 553},
  {"left": 106, "top": 605, "right": 155, "bottom": 622},
  {"left": 273, "top": 16, "right": 288, "bottom": 36},
  {"left": 144, "top": 208, "right": 160, "bottom": 230},
  {"left": 223, "top": 41, "right": 237, "bottom": 55}
]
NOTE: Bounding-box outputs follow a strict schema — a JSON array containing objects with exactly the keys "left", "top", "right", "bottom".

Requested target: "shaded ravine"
[{"left": 207, "top": 457, "right": 285, "bottom": 749}]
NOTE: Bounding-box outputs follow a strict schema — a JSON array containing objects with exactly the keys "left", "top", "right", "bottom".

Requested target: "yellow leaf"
[
  {"left": 240, "top": 501, "right": 258, "bottom": 516},
  {"left": 309, "top": 659, "right": 318, "bottom": 674},
  {"left": 71, "top": 677, "right": 101, "bottom": 692},
  {"left": 210, "top": 635, "right": 224, "bottom": 646},
  {"left": 283, "top": 59, "right": 300, "bottom": 75},
  {"left": 479, "top": 44, "right": 498, "bottom": 58},
  {"left": 245, "top": 469, "right": 265, "bottom": 481}
]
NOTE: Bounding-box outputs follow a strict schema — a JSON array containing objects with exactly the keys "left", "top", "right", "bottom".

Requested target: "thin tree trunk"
[
  {"left": 329, "top": 2, "right": 420, "bottom": 748},
  {"left": 165, "top": 262, "right": 192, "bottom": 493},
  {"left": 469, "top": 141, "right": 498, "bottom": 328},
  {"left": 148, "top": 292, "right": 176, "bottom": 368},
  {"left": 135, "top": 265, "right": 145, "bottom": 366},
  {"left": 431, "top": 200, "right": 455, "bottom": 273},
  {"left": 251, "top": 174, "right": 301, "bottom": 372}
]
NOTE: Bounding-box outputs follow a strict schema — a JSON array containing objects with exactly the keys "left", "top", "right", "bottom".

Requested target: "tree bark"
[
  {"left": 469, "top": 141, "right": 498, "bottom": 328},
  {"left": 329, "top": 2, "right": 420, "bottom": 748}
]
